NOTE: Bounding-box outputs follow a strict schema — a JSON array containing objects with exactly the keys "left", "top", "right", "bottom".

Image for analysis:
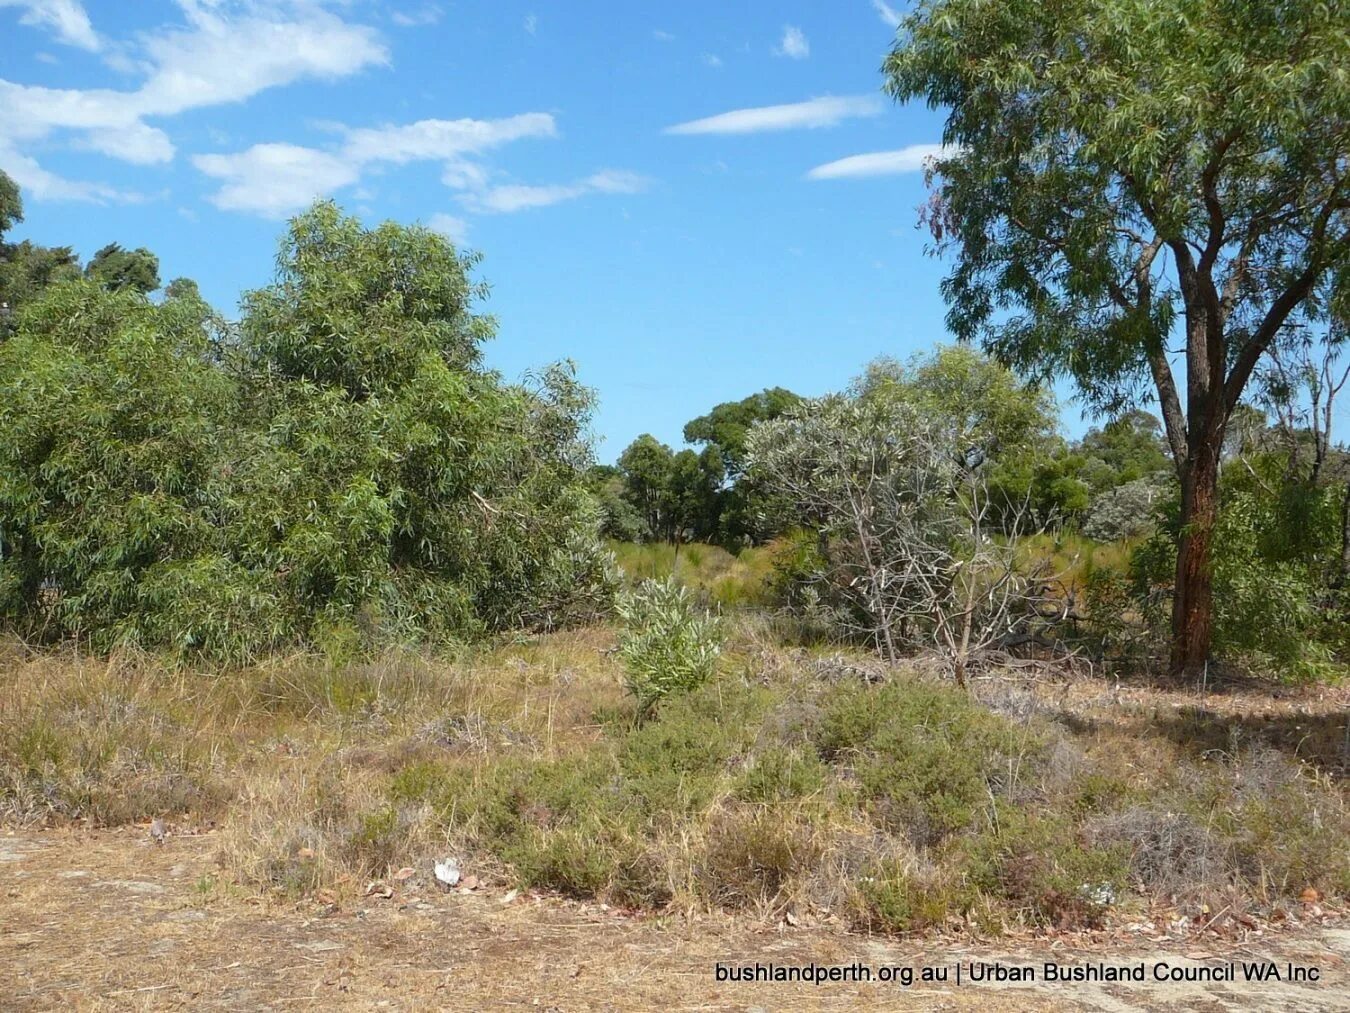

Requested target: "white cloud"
[
  {"left": 77, "top": 122, "right": 176, "bottom": 164},
  {"left": 462, "top": 170, "right": 648, "bottom": 214},
  {"left": 774, "top": 25, "right": 809, "bottom": 59},
  {"left": 194, "top": 112, "right": 567, "bottom": 218},
  {"left": 587, "top": 169, "right": 649, "bottom": 193},
  {"left": 391, "top": 5, "right": 442, "bottom": 28},
  {"left": 871, "top": 0, "right": 902, "bottom": 28},
  {"left": 193, "top": 143, "right": 362, "bottom": 216},
  {"left": 342, "top": 114, "right": 556, "bottom": 165},
  {"left": 0, "top": 0, "right": 388, "bottom": 202},
  {"left": 0, "top": 0, "right": 99, "bottom": 51},
  {"left": 133, "top": 3, "right": 388, "bottom": 117},
  {"left": 701, "top": 53, "right": 722, "bottom": 68},
  {"left": 0, "top": 141, "right": 140, "bottom": 202},
  {"left": 665, "top": 96, "right": 883, "bottom": 136},
  {"left": 652, "top": 29, "right": 675, "bottom": 42},
  {"left": 440, "top": 159, "right": 492, "bottom": 191},
  {"left": 805, "top": 144, "right": 953, "bottom": 180},
  {"left": 426, "top": 213, "right": 469, "bottom": 244},
  {"left": 523, "top": 13, "right": 536, "bottom": 34}
]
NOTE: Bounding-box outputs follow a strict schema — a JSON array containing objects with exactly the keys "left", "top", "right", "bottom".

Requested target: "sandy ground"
[{"left": 1, "top": 828, "right": 1346, "bottom": 1012}]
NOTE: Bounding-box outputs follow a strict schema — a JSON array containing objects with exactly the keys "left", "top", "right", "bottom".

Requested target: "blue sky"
[{"left": 0, "top": 0, "right": 1062, "bottom": 462}]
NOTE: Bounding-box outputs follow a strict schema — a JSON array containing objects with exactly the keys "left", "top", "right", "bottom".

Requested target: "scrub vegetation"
[{"left": 2, "top": 0, "right": 1349, "bottom": 946}]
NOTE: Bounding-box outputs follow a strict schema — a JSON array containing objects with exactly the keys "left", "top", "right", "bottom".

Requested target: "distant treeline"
[{"left": 594, "top": 357, "right": 1173, "bottom": 550}]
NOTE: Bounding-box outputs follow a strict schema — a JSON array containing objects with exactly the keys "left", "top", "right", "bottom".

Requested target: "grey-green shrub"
[{"left": 1082, "top": 475, "right": 1168, "bottom": 541}]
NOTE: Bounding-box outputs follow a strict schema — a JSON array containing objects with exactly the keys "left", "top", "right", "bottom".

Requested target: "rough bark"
[{"left": 1170, "top": 437, "right": 1220, "bottom": 679}]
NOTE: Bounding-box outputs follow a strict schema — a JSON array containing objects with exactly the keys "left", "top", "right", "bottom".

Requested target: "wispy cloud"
[
  {"left": 523, "top": 13, "right": 537, "bottom": 35},
  {"left": 391, "top": 5, "right": 442, "bottom": 28},
  {"left": 652, "top": 29, "right": 675, "bottom": 42},
  {"left": 806, "top": 144, "right": 953, "bottom": 180},
  {"left": 0, "top": 145, "right": 137, "bottom": 202},
  {"left": 342, "top": 114, "right": 558, "bottom": 165},
  {"left": 774, "top": 25, "right": 809, "bottom": 59},
  {"left": 194, "top": 113, "right": 559, "bottom": 217},
  {"left": 871, "top": 0, "right": 902, "bottom": 28},
  {"left": 665, "top": 96, "right": 883, "bottom": 136},
  {"left": 0, "top": 0, "right": 388, "bottom": 201},
  {"left": 701, "top": 53, "right": 722, "bottom": 68},
  {"left": 461, "top": 169, "right": 649, "bottom": 214},
  {"left": 0, "top": 0, "right": 99, "bottom": 51},
  {"left": 193, "top": 143, "right": 362, "bottom": 217},
  {"left": 426, "top": 212, "right": 470, "bottom": 244}
]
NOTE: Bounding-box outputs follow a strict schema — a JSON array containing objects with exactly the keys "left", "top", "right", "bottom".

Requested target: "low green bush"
[
  {"left": 615, "top": 579, "right": 724, "bottom": 720},
  {"left": 813, "top": 681, "right": 1043, "bottom": 844}
]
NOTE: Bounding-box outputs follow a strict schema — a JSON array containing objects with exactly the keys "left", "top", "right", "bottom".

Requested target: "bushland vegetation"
[
  {"left": 1, "top": 199, "right": 613, "bottom": 663},
  {"left": 2, "top": 0, "right": 1349, "bottom": 942}
]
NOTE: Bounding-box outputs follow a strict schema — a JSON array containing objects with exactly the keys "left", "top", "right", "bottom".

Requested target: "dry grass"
[
  {"left": 608, "top": 539, "right": 781, "bottom": 607},
  {"left": 1, "top": 622, "right": 1348, "bottom": 940}
]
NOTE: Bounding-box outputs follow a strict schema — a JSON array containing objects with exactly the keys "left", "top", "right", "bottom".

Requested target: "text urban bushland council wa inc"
[{"left": 713, "top": 960, "right": 1322, "bottom": 987}]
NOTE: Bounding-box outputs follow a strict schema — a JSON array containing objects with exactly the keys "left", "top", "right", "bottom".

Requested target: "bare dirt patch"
[{"left": 2, "top": 827, "right": 1346, "bottom": 1011}]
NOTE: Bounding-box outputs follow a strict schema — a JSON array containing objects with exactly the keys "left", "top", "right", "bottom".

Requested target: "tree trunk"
[{"left": 1170, "top": 445, "right": 1219, "bottom": 679}]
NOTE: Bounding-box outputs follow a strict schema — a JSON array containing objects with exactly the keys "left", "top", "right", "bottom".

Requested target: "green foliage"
[
  {"left": 0, "top": 170, "right": 20, "bottom": 238},
  {"left": 0, "top": 281, "right": 233, "bottom": 648},
  {"left": 587, "top": 465, "right": 648, "bottom": 541},
  {"left": 988, "top": 439, "right": 1092, "bottom": 529},
  {"left": 85, "top": 242, "right": 161, "bottom": 294},
  {"left": 747, "top": 353, "right": 1058, "bottom": 672},
  {"left": 0, "top": 200, "right": 613, "bottom": 658},
  {"left": 813, "top": 681, "right": 1041, "bottom": 844},
  {"left": 684, "top": 387, "right": 801, "bottom": 481},
  {"left": 1078, "top": 412, "right": 1171, "bottom": 494},
  {"left": 606, "top": 388, "right": 802, "bottom": 550},
  {"left": 862, "top": 346, "right": 1054, "bottom": 455},
  {"left": 613, "top": 435, "right": 725, "bottom": 545},
  {"left": 616, "top": 434, "right": 676, "bottom": 539},
  {"left": 856, "top": 347, "right": 1070, "bottom": 532},
  {"left": 885, "top": 0, "right": 1349, "bottom": 415},
  {"left": 886, "top": 0, "right": 1350, "bottom": 672},
  {"left": 1083, "top": 475, "right": 1169, "bottom": 541},
  {"left": 854, "top": 860, "right": 970, "bottom": 934},
  {"left": 734, "top": 746, "right": 826, "bottom": 803},
  {"left": 0, "top": 239, "right": 81, "bottom": 333},
  {"left": 608, "top": 539, "right": 777, "bottom": 609},
  {"left": 959, "top": 808, "right": 1129, "bottom": 928},
  {"left": 1130, "top": 453, "right": 1342, "bottom": 675},
  {"left": 615, "top": 579, "right": 724, "bottom": 719}
]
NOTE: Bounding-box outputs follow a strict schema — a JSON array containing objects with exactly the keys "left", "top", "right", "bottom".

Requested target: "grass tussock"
[
  {"left": 607, "top": 540, "right": 780, "bottom": 609},
  {"left": 2, "top": 623, "right": 1347, "bottom": 936}
]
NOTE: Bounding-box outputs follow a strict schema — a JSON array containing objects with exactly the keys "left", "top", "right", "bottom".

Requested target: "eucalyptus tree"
[{"left": 885, "top": 0, "right": 1350, "bottom": 675}]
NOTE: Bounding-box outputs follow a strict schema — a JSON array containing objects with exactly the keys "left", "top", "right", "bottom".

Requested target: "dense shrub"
[
  {"left": 1129, "top": 456, "right": 1342, "bottom": 676},
  {"left": 812, "top": 681, "right": 1043, "bottom": 845},
  {"left": 0, "top": 203, "right": 614, "bottom": 659},
  {"left": 0, "top": 282, "right": 233, "bottom": 646}
]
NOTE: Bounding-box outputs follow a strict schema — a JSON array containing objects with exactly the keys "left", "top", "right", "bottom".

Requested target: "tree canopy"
[
  {"left": 85, "top": 243, "right": 161, "bottom": 295},
  {"left": 885, "top": 0, "right": 1350, "bottom": 675}
]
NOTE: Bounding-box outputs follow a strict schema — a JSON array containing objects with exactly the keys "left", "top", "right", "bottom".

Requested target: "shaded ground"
[{"left": 2, "top": 828, "right": 1346, "bottom": 1011}]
